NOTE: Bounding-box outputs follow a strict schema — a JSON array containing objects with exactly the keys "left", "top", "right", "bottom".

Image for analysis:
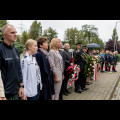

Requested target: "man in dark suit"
[
  {"left": 80, "top": 45, "right": 89, "bottom": 91},
  {"left": 74, "top": 43, "right": 88, "bottom": 93},
  {"left": 61, "top": 43, "right": 72, "bottom": 96},
  {"left": 105, "top": 50, "right": 110, "bottom": 71},
  {"left": 112, "top": 52, "right": 117, "bottom": 72}
]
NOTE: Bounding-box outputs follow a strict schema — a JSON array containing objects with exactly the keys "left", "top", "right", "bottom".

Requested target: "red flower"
[{"left": 69, "top": 71, "right": 71, "bottom": 74}]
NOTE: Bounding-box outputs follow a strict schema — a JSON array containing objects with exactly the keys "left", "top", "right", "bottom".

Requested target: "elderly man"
[
  {"left": 0, "top": 24, "right": 24, "bottom": 100},
  {"left": 62, "top": 43, "right": 73, "bottom": 96}
]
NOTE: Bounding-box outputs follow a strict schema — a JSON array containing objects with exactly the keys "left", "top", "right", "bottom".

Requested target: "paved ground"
[
  {"left": 111, "top": 78, "right": 120, "bottom": 100},
  {"left": 63, "top": 63, "right": 120, "bottom": 100}
]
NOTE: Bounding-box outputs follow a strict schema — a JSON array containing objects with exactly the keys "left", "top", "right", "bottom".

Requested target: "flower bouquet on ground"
[
  {"left": 84, "top": 55, "right": 94, "bottom": 78},
  {"left": 66, "top": 64, "right": 81, "bottom": 86}
]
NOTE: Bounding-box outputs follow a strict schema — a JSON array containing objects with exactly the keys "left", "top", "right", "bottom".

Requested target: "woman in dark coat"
[{"left": 36, "top": 37, "right": 55, "bottom": 100}]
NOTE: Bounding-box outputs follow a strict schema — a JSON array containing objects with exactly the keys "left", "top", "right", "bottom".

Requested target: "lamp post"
[
  {"left": 114, "top": 21, "right": 120, "bottom": 52},
  {"left": 87, "top": 27, "right": 91, "bottom": 44},
  {"left": 75, "top": 33, "right": 77, "bottom": 45}
]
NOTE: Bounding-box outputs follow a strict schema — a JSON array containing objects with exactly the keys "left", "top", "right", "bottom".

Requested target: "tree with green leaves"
[
  {"left": 16, "top": 35, "right": 21, "bottom": 43},
  {"left": 14, "top": 42, "right": 25, "bottom": 54},
  {"left": 91, "top": 37, "right": 104, "bottom": 49},
  {"left": 112, "top": 28, "right": 118, "bottom": 41},
  {"left": 81, "top": 25, "right": 104, "bottom": 49},
  {"left": 64, "top": 27, "right": 82, "bottom": 48},
  {"left": 28, "top": 20, "right": 42, "bottom": 40},
  {"left": 0, "top": 25, "right": 2, "bottom": 42},
  {"left": 0, "top": 20, "right": 7, "bottom": 42},
  {"left": 63, "top": 24, "right": 104, "bottom": 49},
  {"left": 82, "top": 24, "right": 98, "bottom": 44},
  {"left": 21, "top": 31, "right": 28, "bottom": 45},
  {"left": 43, "top": 27, "right": 58, "bottom": 44},
  {"left": 0, "top": 20, "right": 7, "bottom": 26}
]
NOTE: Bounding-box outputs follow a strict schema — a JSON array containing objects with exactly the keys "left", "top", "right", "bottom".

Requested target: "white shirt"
[{"left": 21, "top": 52, "right": 42, "bottom": 97}]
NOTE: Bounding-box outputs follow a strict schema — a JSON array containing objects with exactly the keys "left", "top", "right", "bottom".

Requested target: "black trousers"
[
  {"left": 5, "top": 93, "right": 19, "bottom": 100},
  {"left": 75, "top": 70, "right": 86, "bottom": 91},
  {"left": 105, "top": 62, "right": 107, "bottom": 71},
  {"left": 113, "top": 63, "right": 116, "bottom": 71},
  {"left": 75, "top": 74, "right": 81, "bottom": 91},
  {"left": 61, "top": 72, "right": 69, "bottom": 93},
  {"left": 39, "top": 88, "right": 52, "bottom": 100},
  {"left": 101, "top": 62, "right": 104, "bottom": 71},
  {"left": 80, "top": 71, "right": 86, "bottom": 89}
]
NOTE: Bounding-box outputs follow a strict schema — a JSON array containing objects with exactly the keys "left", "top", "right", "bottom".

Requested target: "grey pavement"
[{"left": 63, "top": 63, "right": 120, "bottom": 100}]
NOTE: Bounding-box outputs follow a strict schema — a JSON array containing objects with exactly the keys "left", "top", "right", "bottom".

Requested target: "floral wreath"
[{"left": 66, "top": 61, "right": 81, "bottom": 86}]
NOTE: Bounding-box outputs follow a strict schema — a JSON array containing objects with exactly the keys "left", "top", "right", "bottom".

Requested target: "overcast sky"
[{"left": 7, "top": 20, "right": 120, "bottom": 43}]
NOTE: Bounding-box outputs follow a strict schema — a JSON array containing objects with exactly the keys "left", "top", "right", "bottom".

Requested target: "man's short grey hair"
[
  {"left": 64, "top": 43, "right": 70, "bottom": 48},
  {"left": 2, "top": 24, "right": 15, "bottom": 34}
]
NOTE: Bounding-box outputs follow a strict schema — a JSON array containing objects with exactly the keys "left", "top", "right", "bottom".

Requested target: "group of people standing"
[
  {"left": 72, "top": 44, "right": 119, "bottom": 94},
  {"left": 0, "top": 24, "right": 75, "bottom": 100},
  {"left": 89, "top": 49, "right": 118, "bottom": 73},
  {"left": 104, "top": 50, "right": 118, "bottom": 73},
  {"left": 0, "top": 24, "right": 119, "bottom": 100}
]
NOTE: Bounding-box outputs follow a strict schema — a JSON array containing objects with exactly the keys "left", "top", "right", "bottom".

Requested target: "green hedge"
[
  {"left": 117, "top": 54, "right": 120, "bottom": 62},
  {"left": 14, "top": 42, "right": 25, "bottom": 54}
]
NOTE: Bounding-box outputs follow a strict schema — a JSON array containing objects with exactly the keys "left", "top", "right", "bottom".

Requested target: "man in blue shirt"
[{"left": 100, "top": 50, "right": 105, "bottom": 72}]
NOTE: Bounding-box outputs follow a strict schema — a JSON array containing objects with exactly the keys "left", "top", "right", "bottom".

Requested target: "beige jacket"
[
  {"left": 0, "top": 70, "right": 5, "bottom": 97},
  {"left": 49, "top": 49, "right": 63, "bottom": 81}
]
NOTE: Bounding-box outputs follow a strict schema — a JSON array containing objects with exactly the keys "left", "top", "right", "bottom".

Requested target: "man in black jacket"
[
  {"left": 74, "top": 44, "right": 88, "bottom": 93},
  {"left": 0, "top": 24, "right": 24, "bottom": 100},
  {"left": 62, "top": 43, "right": 72, "bottom": 96}
]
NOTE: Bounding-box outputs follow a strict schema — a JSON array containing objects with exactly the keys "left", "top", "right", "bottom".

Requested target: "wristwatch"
[{"left": 20, "top": 84, "right": 24, "bottom": 88}]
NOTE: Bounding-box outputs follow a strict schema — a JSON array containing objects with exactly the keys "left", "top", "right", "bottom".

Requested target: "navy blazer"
[{"left": 36, "top": 49, "right": 55, "bottom": 100}]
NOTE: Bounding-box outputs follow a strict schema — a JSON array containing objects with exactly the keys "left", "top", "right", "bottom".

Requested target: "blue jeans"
[{"left": 27, "top": 84, "right": 40, "bottom": 100}]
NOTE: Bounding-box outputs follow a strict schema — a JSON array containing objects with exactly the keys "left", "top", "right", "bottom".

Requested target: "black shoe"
[
  {"left": 81, "top": 87, "right": 89, "bottom": 91},
  {"left": 63, "top": 92, "right": 68, "bottom": 96},
  {"left": 67, "top": 91, "right": 72, "bottom": 94},
  {"left": 75, "top": 89, "right": 83, "bottom": 93},
  {"left": 101, "top": 71, "right": 104, "bottom": 72}
]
